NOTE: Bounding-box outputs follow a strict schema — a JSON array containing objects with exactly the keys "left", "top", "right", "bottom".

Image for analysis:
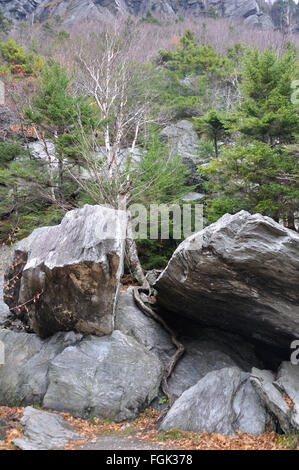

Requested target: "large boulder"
[
  {"left": 13, "top": 407, "right": 82, "bottom": 450},
  {"left": 43, "top": 330, "right": 163, "bottom": 421},
  {"left": 275, "top": 362, "right": 299, "bottom": 430},
  {"left": 115, "top": 288, "right": 262, "bottom": 400},
  {"left": 0, "top": 328, "right": 163, "bottom": 421},
  {"left": 4, "top": 204, "right": 127, "bottom": 338},
  {"left": 0, "top": 329, "right": 82, "bottom": 406},
  {"left": 251, "top": 363, "right": 299, "bottom": 433},
  {"left": 160, "top": 367, "right": 271, "bottom": 435},
  {"left": 160, "top": 120, "right": 201, "bottom": 165},
  {"left": 155, "top": 211, "right": 299, "bottom": 353},
  {"left": 160, "top": 120, "right": 205, "bottom": 189}
]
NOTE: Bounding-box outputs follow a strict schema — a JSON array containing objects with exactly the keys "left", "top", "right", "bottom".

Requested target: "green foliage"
[
  {"left": 0, "top": 141, "right": 26, "bottom": 169},
  {"left": 24, "top": 61, "right": 95, "bottom": 205},
  {"left": 276, "top": 431, "right": 299, "bottom": 450},
  {"left": 158, "top": 395, "right": 169, "bottom": 405},
  {"left": 0, "top": 38, "right": 45, "bottom": 77},
  {"left": 131, "top": 132, "right": 191, "bottom": 206},
  {"left": 201, "top": 141, "right": 299, "bottom": 226},
  {"left": 194, "top": 109, "right": 230, "bottom": 157},
  {"left": 206, "top": 6, "right": 219, "bottom": 19},
  {"left": 236, "top": 47, "right": 299, "bottom": 144},
  {"left": 158, "top": 30, "right": 227, "bottom": 78},
  {"left": 155, "top": 33, "right": 244, "bottom": 118},
  {"left": 141, "top": 10, "right": 162, "bottom": 25},
  {"left": 158, "top": 429, "right": 188, "bottom": 441}
]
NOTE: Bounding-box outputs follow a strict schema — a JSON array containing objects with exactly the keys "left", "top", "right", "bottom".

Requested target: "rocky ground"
[
  {"left": 0, "top": 207, "right": 298, "bottom": 450},
  {"left": 0, "top": 406, "right": 298, "bottom": 451}
]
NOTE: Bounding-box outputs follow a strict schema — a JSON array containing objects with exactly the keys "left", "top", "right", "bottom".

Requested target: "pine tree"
[
  {"left": 236, "top": 47, "right": 298, "bottom": 145},
  {"left": 24, "top": 62, "right": 95, "bottom": 207},
  {"left": 201, "top": 141, "right": 299, "bottom": 229},
  {"left": 194, "top": 109, "right": 230, "bottom": 158}
]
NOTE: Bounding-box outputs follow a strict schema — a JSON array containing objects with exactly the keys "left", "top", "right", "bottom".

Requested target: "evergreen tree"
[
  {"left": 24, "top": 62, "right": 95, "bottom": 206},
  {"left": 201, "top": 141, "right": 299, "bottom": 229},
  {"left": 236, "top": 47, "right": 298, "bottom": 145},
  {"left": 194, "top": 109, "right": 230, "bottom": 157}
]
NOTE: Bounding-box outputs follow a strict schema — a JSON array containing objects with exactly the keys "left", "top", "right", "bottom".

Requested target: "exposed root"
[{"left": 133, "top": 284, "right": 185, "bottom": 425}]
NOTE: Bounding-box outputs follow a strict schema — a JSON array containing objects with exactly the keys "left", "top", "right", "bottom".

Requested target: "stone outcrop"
[
  {"left": 4, "top": 204, "right": 127, "bottom": 338},
  {"left": 116, "top": 288, "right": 262, "bottom": 401},
  {"left": 0, "top": 0, "right": 274, "bottom": 30},
  {"left": 0, "top": 328, "right": 163, "bottom": 421},
  {"left": 251, "top": 362, "right": 299, "bottom": 433},
  {"left": 0, "top": 106, "right": 16, "bottom": 140},
  {"left": 160, "top": 367, "right": 272, "bottom": 435},
  {"left": 43, "top": 330, "right": 163, "bottom": 421},
  {"left": 155, "top": 211, "right": 299, "bottom": 354},
  {"left": 13, "top": 407, "right": 82, "bottom": 450},
  {"left": 160, "top": 120, "right": 205, "bottom": 189},
  {"left": 0, "top": 329, "right": 82, "bottom": 406}
]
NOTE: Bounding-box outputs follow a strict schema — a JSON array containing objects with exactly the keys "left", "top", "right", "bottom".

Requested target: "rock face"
[
  {"left": 4, "top": 204, "right": 127, "bottom": 338},
  {"left": 275, "top": 362, "right": 299, "bottom": 430},
  {"left": 43, "top": 330, "right": 163, "bottom": 421},
  {"left": 115, "top": 288, "right": 262, "bottom": 400},
  {"left": 160, "top": 367, "right": 271, "bottom": 435},
  {"left": 13, "top": 407, "right": 82, "bottom": 450},
  {"left": 251, "top": 363, "right": 299, "bottom": 433},
  {"left": 161, "top": 120, "right": 201, "bottom": 165},
  {"left": 160, "top": 120, "right": 205, "bottom": 189},
  {"left": 155, "top": 211, "right": 299, "bottom": 353},
  {"left": 0, "top": 245, "right": 13, "bottom": 326},
  {"left": 0, "top": 0, "right": 274, "bottom": 30},
  {"left": 0, "top": 328, "right": 163, "bottom": 421},
  {"left": 0, "top": 106, "right": 15, "bottom": 140},
  {"left": 0, "top": 329, "right": 82, "bottom": 406}
]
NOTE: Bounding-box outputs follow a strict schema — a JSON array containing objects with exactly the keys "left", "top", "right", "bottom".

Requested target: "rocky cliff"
[{"left": 0, "top": 0, "right": 274, "bottom": 30}]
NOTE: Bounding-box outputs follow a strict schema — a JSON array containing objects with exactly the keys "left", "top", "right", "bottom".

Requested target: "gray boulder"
[
  {"left": 155, "top": 211, "right": 299, "bottom": 352},
  {"left": 160, "top": 367, "right": 271, "bottom": 435},
  {"left": 222, "top": 0, "right": 258, "bottom": 18},
  {"left": 4, "top": 204, "right": 127, "bottom": 338},
  {"left": 160, "top": 120, "right": 201, "bottom": 165},
  {"left": 0, "top": 329, "right": 82, "bottom": 406},
  {"left": 115, "top": 287, "right": 175, "bottom": 366},
  {"left": 0, "top": 106, "right": 15, "bottom": 139},
  {"left": 244, "top": 12, "right": 274, "bottom": 31},
  {"left": 115, "top": 288, "right": 261, "bottom": 400},
  {"left": 251, "top": 362, "right": 299, "bottom": 433},
  {"left": 250, "top": 367, "right": 294, "bottom": 434},
  {"left": 275, "top": 362, "right": 299, "bottom": 430},
  {"left": 13, "top": 407, "right": 82, "bottom": 450},
  {"left": 160, "top": 120, "right": 205, "bottom": 189},
  {"left": 43, "top": 330, "right": 163, "bottom": 421},
  {"left": 0, "top": 327, "right": 163, "bottom": 422},
  {"left": 0, "top": 245, "right": 14, "bottom": 325}
]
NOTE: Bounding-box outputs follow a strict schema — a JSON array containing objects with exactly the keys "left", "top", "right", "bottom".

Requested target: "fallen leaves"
[{"left": 0, "top": 406, "right": 297, "bottom": 451}]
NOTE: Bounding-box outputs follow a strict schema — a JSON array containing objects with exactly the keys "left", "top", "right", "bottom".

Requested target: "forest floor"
[{"left": 0, "top": 406, "right": 298, "bottom": 451}]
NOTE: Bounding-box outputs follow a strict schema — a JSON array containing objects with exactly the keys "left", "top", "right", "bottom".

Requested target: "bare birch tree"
[{"left": 71, "top": 25, "right": 186, "bottom": 284}]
